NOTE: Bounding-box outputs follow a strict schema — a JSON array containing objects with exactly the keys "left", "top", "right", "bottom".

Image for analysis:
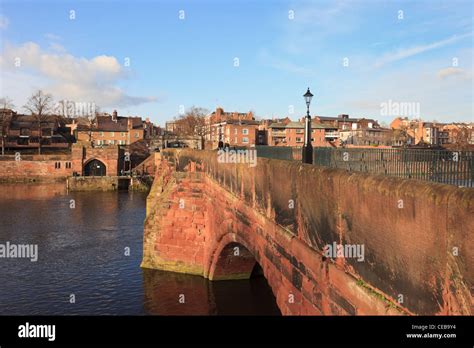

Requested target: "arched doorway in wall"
[{"left": 84, "top": 159, "right": 107, "bottom": 176}]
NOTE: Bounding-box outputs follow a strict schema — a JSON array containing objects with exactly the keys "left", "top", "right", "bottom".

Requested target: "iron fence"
[{"left": 254, "top": 146, "right": 474, "bottom": 187}]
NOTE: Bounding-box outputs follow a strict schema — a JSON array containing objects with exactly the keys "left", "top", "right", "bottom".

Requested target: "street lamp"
[{"left": 302, "top": 87, "right": 314, "bottom": 164}]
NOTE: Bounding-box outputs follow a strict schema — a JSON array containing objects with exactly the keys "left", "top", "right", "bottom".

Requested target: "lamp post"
[{"left": 302, "top": 87, "right": 314, "bottom": 164}]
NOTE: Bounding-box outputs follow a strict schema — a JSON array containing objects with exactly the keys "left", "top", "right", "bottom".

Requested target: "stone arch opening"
[
  {"left": 84, "top": 159, "right": 107, "bottom": 176},
  {"left": 208, "top": 240, "right": 281, "bottom": 315},
  {"left": 209, "top": 242, "right": 259, "bottom": 281}
]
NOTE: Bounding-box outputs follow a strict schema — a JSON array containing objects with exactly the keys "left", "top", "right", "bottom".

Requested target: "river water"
[{"left": 0, "top": 183, "right": 280, "bottom": 315}]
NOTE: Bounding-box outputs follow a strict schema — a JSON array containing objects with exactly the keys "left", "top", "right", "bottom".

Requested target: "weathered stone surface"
[
  {"left": 0, "top": 144, "right": 121, "bottom": 178},
  {"left": 141, "top": 149, "right": 473, "bottom": 315},
  {"left": 67, "top": 176, "right": 126, "bottom": 191}
]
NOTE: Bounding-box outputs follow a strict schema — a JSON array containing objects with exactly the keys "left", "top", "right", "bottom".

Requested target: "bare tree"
[
  {"left": 451, "top": 127, "right": 471, "bottom": 150},
  {"left": 391, "top": 127, "right": 410, "bottom": 147},
  {"left": 24, "top": 90, "right": 54, "bottom": 154},
  {"left": 175, "top": 106, "right": 209, "bottom": 136},
  {"left": 0, "top": 96, "right": 15, "bottom": 156}
]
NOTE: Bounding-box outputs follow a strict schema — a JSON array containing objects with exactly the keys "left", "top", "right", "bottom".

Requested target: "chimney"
[
  {"left": 127, "top": 118, "right": 133, "bottom": 130},
  {"left": 112, "top": 110, "right": 118, "bottom": 122}
]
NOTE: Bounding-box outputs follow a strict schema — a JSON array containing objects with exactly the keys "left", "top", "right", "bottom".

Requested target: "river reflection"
[
  {"left": 143, "top": 268, "right": 280, "bottom": 315},
  {"left": 0, "top": 183, "right": 280, "bottom": 315}
]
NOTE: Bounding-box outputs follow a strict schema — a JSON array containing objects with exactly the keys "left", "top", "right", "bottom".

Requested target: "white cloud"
[
  {"left": 280, "top": 0, "right": 360, "bottom": 54},
  {"left": 49, "top": 42, "right": 67, "bottom": 53},
  {"left": 335, "top": 56, "right": 474, "bottom": 123},
  {"left": 0, "top": 41, "right": 158, "bottom": 109},
  {"left": 375, "top": 33, "right": 472, "bottom": 67},
  {"left": 0, "top": 15, "right": 8, "bottom": 29},
  {"left": 437, "top": 67, "right": 471, "bottom": 80}
]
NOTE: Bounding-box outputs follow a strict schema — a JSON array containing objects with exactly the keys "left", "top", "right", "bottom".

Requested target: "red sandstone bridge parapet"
[{"left": 141, "top": 149, "right": 473, "bottom": 315}]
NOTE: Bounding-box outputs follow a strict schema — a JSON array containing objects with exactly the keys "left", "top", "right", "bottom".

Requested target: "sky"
[{"left": 0, "top": 0, "right": 473, "bottom": 126}]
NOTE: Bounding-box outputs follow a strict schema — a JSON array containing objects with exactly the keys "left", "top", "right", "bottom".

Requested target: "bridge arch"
[
  {"left": 208, "top": 239, "right": 256, "bottom": 281},
  {"left": 84, "top": 158, "right": 107, "bottom": 176},
  {"left": 207, "top": 233, "right": 265, "bottom": 281},
  {"left": 206, "top": 232, "right": 287, "bottom": 311}
]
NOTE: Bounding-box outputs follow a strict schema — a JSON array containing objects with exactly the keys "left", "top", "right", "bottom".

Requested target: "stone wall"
[
  {"left": 0, "top": 155, "right": 73, "bottom": 178},
  {"left": 142, "top": 149, "right": 473, "bottom": 315},
  {"left": 67, "top": 176, "right": 129, "bottom": 191},
  {"left": 71, "top": 144, "right": 122, "bottom": 176},
  {"left": 0, "top": 145, "right": 122, "bottom": 179}
]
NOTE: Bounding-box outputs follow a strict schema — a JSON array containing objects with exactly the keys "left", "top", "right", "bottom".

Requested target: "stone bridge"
[{"left": 141, "top": 149, "right": 473, "bottom": 315}]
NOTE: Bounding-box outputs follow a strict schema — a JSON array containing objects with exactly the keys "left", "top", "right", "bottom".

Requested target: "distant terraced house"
[
  {"left": 0, "top": 108, "right": 74, "bottom": 152},
  {"left": 71, "top": 110, "right": 145, "bottom": 146}
]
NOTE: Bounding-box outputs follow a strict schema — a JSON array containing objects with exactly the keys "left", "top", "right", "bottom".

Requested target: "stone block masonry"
[
  {"left": 67, "top": 176, "right": 130, "bottom": 191},
  {"left": 141, "top": 149, "right": 473, "bottom": 315},
  {"left": 0, "top": 155, "right": 73, "bottom": 178},
  {"left": 0, "top": 144, "right": 122, "bottom": 180}
]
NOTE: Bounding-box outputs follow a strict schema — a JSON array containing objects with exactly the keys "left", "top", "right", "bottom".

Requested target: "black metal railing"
[{"left": 253, "top": 146, "right": 474, "bottom": 187}]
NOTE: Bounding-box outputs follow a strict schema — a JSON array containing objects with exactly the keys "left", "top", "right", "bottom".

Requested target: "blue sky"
[{"left": 0, "top": 0, "right": 473, "bottom": 125}]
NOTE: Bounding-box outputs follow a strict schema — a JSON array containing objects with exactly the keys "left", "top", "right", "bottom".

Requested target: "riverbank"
[
  {"left": 0, "top": 176, "right": 151, "bottom": 192},
  {"left": 0, "top": 176, "right": 66, "bottom": 184}
]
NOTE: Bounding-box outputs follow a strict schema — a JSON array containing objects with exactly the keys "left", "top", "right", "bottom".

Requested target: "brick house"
[
  {"left": 205, "top": 107, "right": 258, "bottom": 147},
  {"left": 222, "top": 119, "right": 261, "bottom": 146},
  {"left": 73, "top": 110, "right": 144, "bottom": 146},
  {"left": 268, "top": 121, "right": 338, "bottom": 147},
  {"left": 389, "top": 117, "right": 470, "bottom": 146},
  {"left": 1, "top": 110, "right": 73, "bottom": 151}
]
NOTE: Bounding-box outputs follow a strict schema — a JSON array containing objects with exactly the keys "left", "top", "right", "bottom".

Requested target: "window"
[
  {"left": 242, "top": 129, "right": 249, "bottom": 135},
  {"left": 54, "top": 162, "right": 61, "bottom": 169},
  {"left": 18, "top": 138, "right": 29, "bottom": 145},
  {"left": 242, "top": 137, "right": 249, "bottom": 143},
  {"left": 110, "top": 132, "right": 115, "bottom": 137},
  {"left": 296, "top": 129, "right": 304, "bottom": 134},
  {"left": 42, "top": 128, "right": 52, "bottom": 136},
  {"left": 65, "top": 162, "right": 72, "bottom": 169},
  {"left": 99, "top": 132, "right": 104, "bottom": 136},
  {"left": 296, "top": 137, "right": 303, "bottom": 143},
  {"left": 234, "top": 137, "right": 237, "bottom": 143},
  {"left": 20, "top": 128, "right": 30, "bottom": 136},
  {"left": 135, "top": 132, "right": 139, "bottom": 138},
  {"left": 352, "top": 123, "right": 357, "bottom": 130},
  {"left": 234, "top": 129, "right": 237, "bottom": 135},
  {"left": 109, "top": 140, "right": 115, "bottom": 145},
  {"left": 97, "top": 140, "right": 103, "bottom": 145},
  {"left": 121, "top": 132, "right": 125, "bottom": 137}
]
